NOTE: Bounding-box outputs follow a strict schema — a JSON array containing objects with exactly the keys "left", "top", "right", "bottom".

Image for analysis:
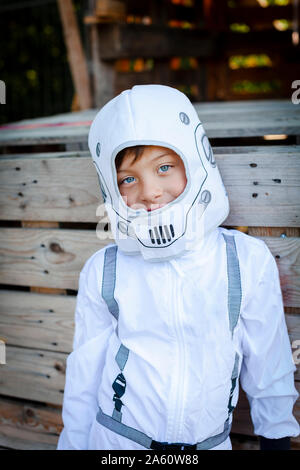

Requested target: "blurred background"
[{"left": 0, "top": 0, "right": 299, "bottom": 125}]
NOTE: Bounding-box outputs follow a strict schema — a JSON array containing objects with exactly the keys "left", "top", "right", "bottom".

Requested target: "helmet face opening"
[
  {"left": 111, "top": 140, "right": 191, "bottom": 221},
  {"left": 114, "top": 144, "right": 188, "bottom": 216},
  {"left": 88, "top": 85, "right": 229, "bottom": 261}
]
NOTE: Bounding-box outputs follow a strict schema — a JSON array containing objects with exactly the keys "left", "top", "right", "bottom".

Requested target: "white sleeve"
[
  {"left": 239, "top": 245, "right": 299, "bottom": 439},
  {"left": 57, "top": 253, "right": 113, "bottom": 450}
]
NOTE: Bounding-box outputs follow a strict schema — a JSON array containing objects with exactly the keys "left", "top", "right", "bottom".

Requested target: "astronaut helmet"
[{"left": 88, "top": 84, "right": 229, "bottom": 262}]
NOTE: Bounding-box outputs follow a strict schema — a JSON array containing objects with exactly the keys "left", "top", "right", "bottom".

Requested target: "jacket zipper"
[{"left": 167, "top": 266, "right": 186, "bottom": 443}]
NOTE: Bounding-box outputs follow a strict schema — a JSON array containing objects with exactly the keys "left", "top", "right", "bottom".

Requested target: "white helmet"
[{"left": 88, "top": 84, "right": 229, "bottom": 262}]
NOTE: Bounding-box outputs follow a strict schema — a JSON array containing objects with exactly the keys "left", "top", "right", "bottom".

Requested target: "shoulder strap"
[
  {"left": 101, "top": 244, "right": 130, "bottom": 423},
  {"left": 222, "top": 233, "right": 242, "bottom": 419},
  {"left": 222, "top": 234, "right": 242, "bottom": 337},
  {"left": 102, "top": 244, "right": 119, "bottom": 321}
]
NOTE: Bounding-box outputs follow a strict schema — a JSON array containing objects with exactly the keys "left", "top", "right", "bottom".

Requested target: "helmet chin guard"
[{"left": 88, "top": 85, "right": 229, "bottom": 262}]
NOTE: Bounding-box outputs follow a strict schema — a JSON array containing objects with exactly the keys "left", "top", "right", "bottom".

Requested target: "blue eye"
[
  {"left": 159, "top": 165, "right": 170, "bottom": 173},
  {"left": 122, "top": 176, "right": 135, "bottom": 184}
]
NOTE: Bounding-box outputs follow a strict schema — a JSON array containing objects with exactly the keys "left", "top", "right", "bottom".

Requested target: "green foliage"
[
  {"left": 0, "top": 0, "right": 86, "bottom": 125},
  {"left": 232, "top": 79, "right": 281, "bottom": 94}
]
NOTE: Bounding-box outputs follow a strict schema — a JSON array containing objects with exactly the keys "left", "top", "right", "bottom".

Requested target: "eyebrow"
[{"left": 117, "top": 152, "right": 175, "bottom": 173}]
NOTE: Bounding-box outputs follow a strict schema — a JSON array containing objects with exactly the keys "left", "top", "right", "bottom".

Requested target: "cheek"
[
  {"left": 119, "top": 186, "right": 136, "bottom": 207},
  {"left": 172, "top": 172, "right": 187, "bottom": 197}
]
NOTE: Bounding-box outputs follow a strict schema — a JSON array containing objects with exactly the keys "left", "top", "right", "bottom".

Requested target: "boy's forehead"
[{"left": 117, "top": 145, "right": 178, "bottom": 171}]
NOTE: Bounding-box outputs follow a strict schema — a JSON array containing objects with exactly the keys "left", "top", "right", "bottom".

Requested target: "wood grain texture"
[
  {"left": 0, "top": 146, "right": 299, "bottom": 226},
  {"left": 0, "top": 290, "right": 75, "bottom": 353},
  {"left": 0, "top": 100, "right": 298, "bottom": 145},
  {"left": 0, "top": 228, "right": 108, "bottom": 289},
  {"left": 0, "top": 346, "right": 66, "bottom": 406},
  {"left": 0, "top": 229, "right": 298, "bottom": 306},
  {"left": 0, "top": 396, "right": 61, "bottom": 450}
]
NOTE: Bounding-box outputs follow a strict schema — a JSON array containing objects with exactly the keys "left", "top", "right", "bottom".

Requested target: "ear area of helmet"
[{"left": 195, "top": 124, "right": 217, "bottom": 170}]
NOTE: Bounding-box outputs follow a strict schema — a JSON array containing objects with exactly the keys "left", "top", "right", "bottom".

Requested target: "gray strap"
[
  {"left": 222, "top": 234, "right": 242, "bottom": 337},
  {"left": 116, "top": 343, "right": 129, "bottom": 371},
  {"left": 227, "top": 352, "right": 240, "bottom": 415},
  {"left": 97, "top": 406, "right": 153, "bottom": 448},
  {"left": 232, "top": 352, "right": 240, "bottom": 380},
  {"left": 196, "top": 418, "right": 231, "bottom": 450},
  {"left": 112, "top": 409, "right": 122, "bottom": 422},
  {"left": 102, "top": 246, "right": 130, "bottom": 423},
  {"left": 96, "top": 406, "right": 231, "bottom": 450},
  {"left": 102, "top": 245, "right": 119, "bottom": 321}
]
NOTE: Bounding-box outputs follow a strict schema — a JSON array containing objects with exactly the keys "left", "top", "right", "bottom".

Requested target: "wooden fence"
[{"left": 0, "top": 99, "right": 299, "bottom": 450}]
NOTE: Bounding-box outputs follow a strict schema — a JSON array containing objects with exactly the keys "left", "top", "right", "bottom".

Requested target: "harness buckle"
[
  {"left": 112, "top": 372, "right": 126, "bottom": 397},
  {"left": 150, "top": 440, "right": 197, "bottom": 451}
]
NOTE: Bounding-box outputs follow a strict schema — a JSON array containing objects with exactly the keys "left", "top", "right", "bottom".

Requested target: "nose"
[{"left": 140, "top": 178, "right": 163, "bottom": 204}]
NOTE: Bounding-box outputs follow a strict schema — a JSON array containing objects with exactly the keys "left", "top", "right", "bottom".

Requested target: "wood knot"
[
  {"left": 54, "top": 361, "right": 65, "bottom": 373},
  {"left": 50, "top": 242, "right": 63, "bottom": 253},
  {"left": 25, "top": 408, "right": 35, "bottom": 418}
]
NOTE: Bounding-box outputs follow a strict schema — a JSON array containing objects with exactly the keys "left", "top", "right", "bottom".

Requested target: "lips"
[{"left": 147, "top": 203, "right": 166, "bottom": 212}]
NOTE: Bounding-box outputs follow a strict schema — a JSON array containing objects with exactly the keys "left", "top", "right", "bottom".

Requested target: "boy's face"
[{"left": 116, "top": 145, "right": 187, "bottom": 212}]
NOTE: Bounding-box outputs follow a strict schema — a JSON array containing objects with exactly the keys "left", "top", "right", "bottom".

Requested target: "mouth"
[{"left": 147, "top": 203, "right": 166, "bottom": 212}]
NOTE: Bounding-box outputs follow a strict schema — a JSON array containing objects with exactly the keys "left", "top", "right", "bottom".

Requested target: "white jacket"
[{"left": 57, "top": 227, "right": 299, "bottom": 450}]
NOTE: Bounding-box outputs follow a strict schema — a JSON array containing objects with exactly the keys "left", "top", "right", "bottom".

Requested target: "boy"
[{"left": 57, "top": 85, "right": 299, "bottom": 450}]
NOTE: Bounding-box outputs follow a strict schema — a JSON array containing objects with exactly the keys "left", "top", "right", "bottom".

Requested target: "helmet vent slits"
[{"left": 149, "top": 224, "right": 175, "bottom": 245}]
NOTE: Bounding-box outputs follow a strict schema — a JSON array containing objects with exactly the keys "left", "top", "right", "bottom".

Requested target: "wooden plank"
[
  {"left": 0, "top": 109, "right": 96, "bottom": 146},
  {"left": 0, "top": 100, "right": 299, "bottom": 146},
  {"left": 0, "top": 346, "right": 66, "bottom": 406},
  {"left": 0, "top": 151, "right": 101, "bottom": 223},
  {"left": 0, "top": 146, "right": 299, "bottom": 226},
  {"left": 0, "top": 228, "right": 299, "bottom": 304},
  {"left": 257, "top": 238, "right": 300, "bottom": 310},
  {"left": 57, "top": 0, "right": 92, "bottom": 110},
  {"left": 196, "top": 102, "right": 300, "bottom": 138},
  {"left": 217, "top": 147, "right": 300, "bottom": 227},
  {"left": 0, "top": 290, "right": 75, "bottom": 354},
  {"left": 0, "top": 228, "right": 108, "bottom": 290},
  {"left": 0, "top": 396, "right": 61, "bottom": 450}
]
